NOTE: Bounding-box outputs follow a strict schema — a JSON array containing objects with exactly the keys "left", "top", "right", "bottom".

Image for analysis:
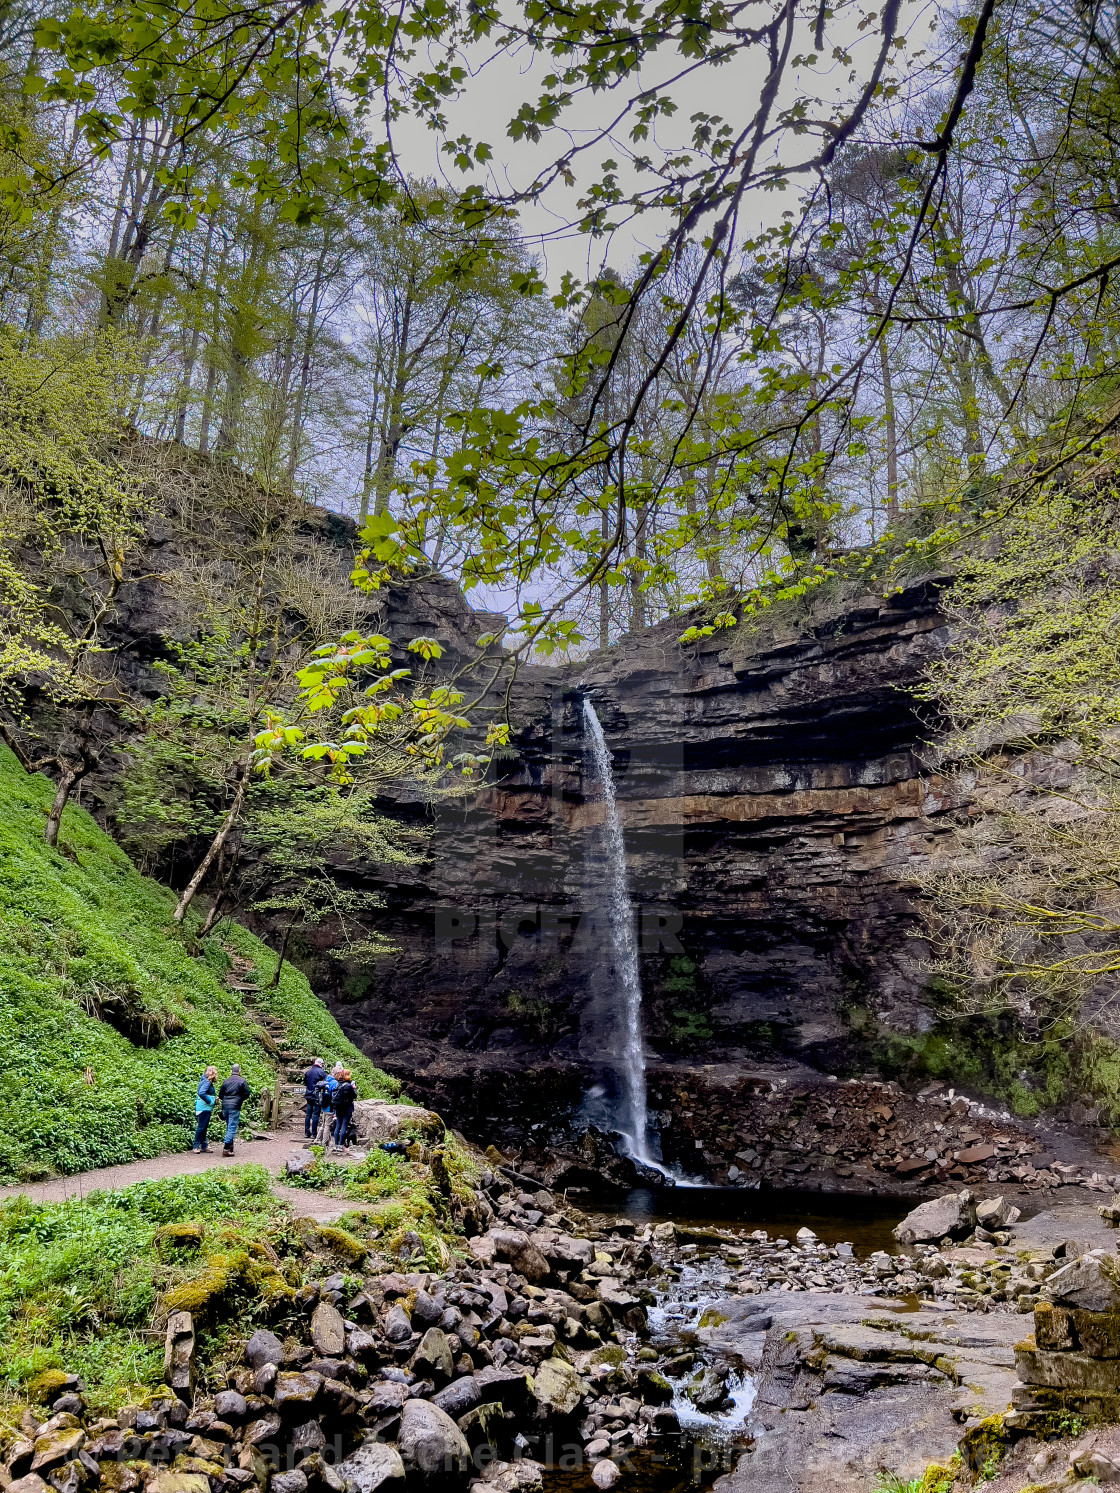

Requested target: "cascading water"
[{"left": 581, "top": 696, "right": 658, "bottom": 1169}]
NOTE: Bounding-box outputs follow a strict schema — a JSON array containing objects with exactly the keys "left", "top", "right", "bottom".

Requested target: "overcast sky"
[{"left": 388, "top": 0, "right": 939, "bottom": 286}]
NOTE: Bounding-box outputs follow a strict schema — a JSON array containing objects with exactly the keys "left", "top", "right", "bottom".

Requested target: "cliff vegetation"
[{"left": 0, "top": 742, "right": 397, "bottom": 1183}]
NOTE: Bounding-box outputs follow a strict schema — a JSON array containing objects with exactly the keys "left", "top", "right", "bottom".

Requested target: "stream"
[{"left": 539, "top": 1184, "right": 912, "bottom": 1492}]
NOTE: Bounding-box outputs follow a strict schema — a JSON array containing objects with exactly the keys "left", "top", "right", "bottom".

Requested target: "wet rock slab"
[{"left": 707, "top": 1294, "right": 1025, "bottom": 1493}]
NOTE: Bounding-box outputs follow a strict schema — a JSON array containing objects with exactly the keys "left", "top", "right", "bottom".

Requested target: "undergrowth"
[
  {"left": 0, "top": 1166, "right": 281, "bottom": 1411},
  {"left": 284, "top": 1131, "right": 479, "bottom": 1270},
  {"left": 0, "top": 744, "right": 399, "bottom": 1182}
]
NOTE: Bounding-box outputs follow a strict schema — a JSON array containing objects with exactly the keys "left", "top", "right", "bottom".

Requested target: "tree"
[
  {"left": 0, "top": 327, "right": 150, "bottom": 843},
  {"left": 244, "top": 784, "right": 423, "bottom": 986},
  {"left": 916, "top": 463, "right": 1120, "bottom": 1036}
]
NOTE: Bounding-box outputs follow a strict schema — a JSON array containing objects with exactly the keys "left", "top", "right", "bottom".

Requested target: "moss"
[
  {"left": 960, "top": 1414, "right": 1009, "bottom": 1478},
  {"left": 590, "top": 1345, "right": 627, "bottom": 1367},
  {"left": 697, "top": 1307, "right": 729, "bottom": 1328},
  {"left": 314, "top": 1226, "right": 367, "bottom": 1265},
  {"left": 26, "top": 1369, "right": 72, "bottom": 1404},
  {"left": 916, "top": 1456, "right": 958, "bottom": 1493},
  {"left": 153, "top": 1222, "right": 205, "bottom": 1259},
  {"left": 162, "top": 1250, "right": 250, "bottom": 1320}
]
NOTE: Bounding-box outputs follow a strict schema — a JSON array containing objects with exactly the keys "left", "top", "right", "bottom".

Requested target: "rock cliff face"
[
  {"left": 19, "top": 451, "right": 964, "bottom": 1165},
  {"left": 329, "top": 574, "right": 958, "bottom": 1153}
]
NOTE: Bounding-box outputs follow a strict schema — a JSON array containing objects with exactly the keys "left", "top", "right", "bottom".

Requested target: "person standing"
[
  {"left": 312, "top": 1065, "right": 340, "bottom": 1145},
  {"left": 192, "top": 1067, "right": 218, "bottom": 1152},
  {"left": 218, "top": 1064, "right": 250, "bottom": 1156},
  {"left": 303, "top": 1057, "right": 326, "bottom": 1138},
  {"left": 332, "top": 1070, "right": 357, "bottom": 1148}
]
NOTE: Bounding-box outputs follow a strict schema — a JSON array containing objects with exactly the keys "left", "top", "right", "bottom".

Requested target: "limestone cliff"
[{"left": 330, "top": 573, "right": 960, "bottom": 1145}]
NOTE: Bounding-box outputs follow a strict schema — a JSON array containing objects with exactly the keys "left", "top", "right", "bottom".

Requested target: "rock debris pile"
[{"left": 618, "top": 1077, "right": 1120, "bottom": 1194}]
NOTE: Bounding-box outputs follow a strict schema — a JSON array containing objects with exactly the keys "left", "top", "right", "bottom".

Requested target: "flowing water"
[{"left": 581, "top": 697, "right": 661, "bottom": 1172}]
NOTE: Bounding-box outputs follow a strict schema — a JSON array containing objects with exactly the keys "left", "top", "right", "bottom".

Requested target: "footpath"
[{"left": 0, "top": 1124, "right": 352, "bottom": 1220}]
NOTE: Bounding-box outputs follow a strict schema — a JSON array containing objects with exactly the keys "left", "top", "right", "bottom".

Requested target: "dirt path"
[{"left": 0, "top": 1128, "right": 354, "bottom": 1221}]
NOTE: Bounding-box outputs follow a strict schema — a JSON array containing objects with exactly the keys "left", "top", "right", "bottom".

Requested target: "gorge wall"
[
  {"left": 325, "top": 573, "right": 965, "bottom": 1158},
  {"left": 25, "top": 455, "right": 988, "bottom": 1171}
]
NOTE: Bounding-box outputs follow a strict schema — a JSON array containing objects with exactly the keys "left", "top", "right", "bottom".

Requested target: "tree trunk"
[
  {"left": 44, "top": 759, "right": 88, "bottom": 848},
  {"left": 371, "top": 288, "right": 414, "bottom": 517},
  {"left": 286, "top": 242, "right": 330, "bottom": 485},
  {"left": 173, "top": 771, "right": 247, "bottom": 924},
  {"left": 269, "top": 908, "right": 303, "bottom": 988},
  {"left": 199, "top": 843, "right": 242, "bottom": 936},
  {"left": 629, "top": 502, "right": 647, "bottom": 632},
  {"left": 173, "top": 216, "right": 216, "bottom": 443},
  {"left": 878, "top": 331, "right": 899, "bottom": 523},
  {"left": 598, "top": 503, "right": 610, "bottom": 650}
]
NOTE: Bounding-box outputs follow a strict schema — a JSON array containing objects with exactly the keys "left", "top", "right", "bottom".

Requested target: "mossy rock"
[
  {"left": 154, "top": 1221, "right": 205, "bottom": 1259},
  {"left": 163, "top": 1250, "right": 250, "bottom": 1321},
  {"left": 27, "top": 1369, "right": 73, "bottom": 1405},
  {"left": 960, "top": 1414, "right": 1008, "bottom": 1477},
  {"left": 590, "top": 1345, "right": 627, "bottom": 1367},
  {"left": 917, "top": 1456, "right": 958, "bottom": 1493},
  {"left": 254, "top": 1266, "right": 296, "bottom": 1316},
  {"left": 315, "top": 1226, "right": 366, "bottom": 1264},
  {"left": 698, "top": 1307, "right": 729, "bottom": 1328}
]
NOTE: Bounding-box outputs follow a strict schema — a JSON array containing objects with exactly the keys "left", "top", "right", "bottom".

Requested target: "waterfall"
[{"left": 582, "top": 696, "right": 654, "bottom": 1166}]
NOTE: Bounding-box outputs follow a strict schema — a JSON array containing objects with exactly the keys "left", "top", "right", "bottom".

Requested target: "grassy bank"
[
  {"left": 0, "top": 744, "right": 397, "bottom": 1183},
  {"left": 0, "top": 1137, "right": 477, "bottom": 1414}
]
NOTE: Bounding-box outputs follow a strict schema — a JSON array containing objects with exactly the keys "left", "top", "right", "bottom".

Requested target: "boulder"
[
  {"left": 475, "top": 1460, "right": 544, "bottom": 1493},
  {"left": 272, "top": 1473, "right": 308, "bottom": 1493},
  {"left": 244, "top": 1330, "right": 285, "bottom": 1370},
  {"left": 1046, "top": 1254, "right": 1120, "bottom": 1313},
  {"left": 383, "top": 1304, "right": 412, "bottom": 1343},
  {"left": 473, "top": 1366, "right": 534, "bottom": 1410},
  {"left": 350, "top": 1102, "right": 442, "bottom": 1148},
  {"left": 411, "top": 1291, "right": 444, "bottom": 1327},
  {"left": 163, "top": 1310, "right": 195, "bottom": 1403},
  {"left": 274, "top": 1373, "right": 322, "bottom": 1412},
  {"left": 8, "top": 1477, "right": 48, "bottom": 1493},
  {"left": 893, "top": 1191, "right": 977, "bottom": 1246},
  {"left": 485, "top": 1229, "right": 551, "bottom": 1283},
  {"left": 334, "top": 1442, "right": 406, "bottom": 1493},
  {"left": 531, "top": 1359, "right": 584, "bottom": 1417},
  {"left": 398, "top": 1400, "right": 469, "bottom": 1480},
  {"left": 292, "top": 1422, "right": 327, "bottom": 1458},
  {"left": 413, "top": 1328, "right": 454, "bottom": 1381},
  {"left": 635, "top": 1367, "right": 673, "bottom": 1405},
  {"left": 146, "top": 1477, "right": 210, "bottom": 1493},
  {"left": 347, "top": 1328, "right": 379, "bottom": 1359},
  {"left": 366, "top": 1382, "right": 409, "bottom": 1416},
  {"left": 213, "top": 1391, "right": 247, "bottom": 1421},
  {"left": 976, "top": 1196, "right": 1020, "bottom": 1229},
  {"left": 30, "top": 1429, "right": 85, "bottom": 1473},
  {"left": 311, "top": 1303, "right": 346, "bottom": 1358},
  {"left": 591, "top": 1461, "right": 620, "bottom": 1490},
  {"left": 243, "top": 1416, "right": 282, "bottom": 1448},
  {"left": 286, "top": 1150, "right": 316, "bottom": 1177},
  {"left": 431, "top": 1377, "right": 481, "bottom": 1419}
]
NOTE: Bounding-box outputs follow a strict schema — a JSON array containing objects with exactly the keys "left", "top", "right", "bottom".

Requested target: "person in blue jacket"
[
  {"left": 311, "top": 1064, "right": 341, "bottom": 1143},
  {"left": 192, "top": 1066, "right": 218, "bottom": 1152},
  {"left": 303, "top": 1057, "right": 326, "bottom": 1137}
]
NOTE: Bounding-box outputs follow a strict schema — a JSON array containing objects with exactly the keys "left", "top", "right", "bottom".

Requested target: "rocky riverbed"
[{"left": 12, "top": 1126, "right": 1120, "bottom": 1493}]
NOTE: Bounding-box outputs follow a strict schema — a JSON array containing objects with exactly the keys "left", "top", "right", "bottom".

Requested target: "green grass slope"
[{"left": 0, "top": 745, "right": 397, "bottom": 1183}]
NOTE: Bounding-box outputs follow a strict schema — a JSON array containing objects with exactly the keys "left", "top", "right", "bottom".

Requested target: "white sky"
[{"left": 387, "top": 0, "right": 939, "bottom": 285}]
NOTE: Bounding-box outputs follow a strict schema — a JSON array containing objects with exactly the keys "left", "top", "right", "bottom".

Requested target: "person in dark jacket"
[
  {"left": 303, "top": 1057, "right": 326, "bottom": 1138},
  {"left": 332, "top": 1070, "right": 357, "bottom": 1148},
  {"left": 192, "top": 1066, "right": 218, "bottom": 1152},
  {"left": 218, "top": 1064, "right": 250, "bottom": 1155}
]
